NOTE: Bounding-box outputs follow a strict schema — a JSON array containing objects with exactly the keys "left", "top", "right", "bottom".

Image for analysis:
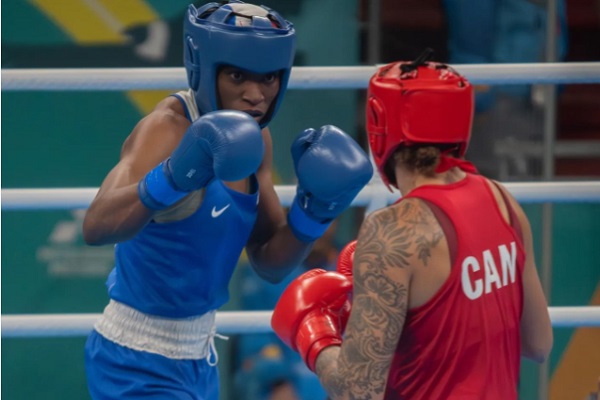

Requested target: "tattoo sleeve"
[{"left": 316, "top": 199, "right": 440, "bottom": 400}]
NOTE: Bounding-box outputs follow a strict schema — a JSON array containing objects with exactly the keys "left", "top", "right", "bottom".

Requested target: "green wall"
[{"left": 519, "top": 204, "right": 600, "bottom": 399}]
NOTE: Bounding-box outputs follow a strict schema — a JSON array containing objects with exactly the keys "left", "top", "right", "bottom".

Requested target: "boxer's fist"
[
  {"left": 337, "top": 240, "right": 356, "bottom": 278},
  {"left": 271, "top": 269, "right": 352, "bottom": 371},
  {"left": 167, "top": 110, "right": 264, "bottom": 189},
  {"left": 139, "top": 110, "right": 264, "bottom": 209},
  {"left": 288, "top": 126, "right": 373, "bottom": 241}
]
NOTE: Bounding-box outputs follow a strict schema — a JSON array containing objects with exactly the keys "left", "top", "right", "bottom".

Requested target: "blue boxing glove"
[
  {"left": 288, "top": 125, "right": 373, "bottom": 242},
  {"left": 139, "top": 110, "right": 264, "bottom": 210}
]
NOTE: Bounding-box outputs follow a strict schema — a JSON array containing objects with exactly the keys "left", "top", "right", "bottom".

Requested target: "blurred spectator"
[
  {"left": 588, "top": 376, "right": 600, "bottom": 400},
  {"left": 232, "top": 224, "right": 340, "bottom": 400},
  {"left": 442, "top": 0, "right": 568, "bottom": 179}
]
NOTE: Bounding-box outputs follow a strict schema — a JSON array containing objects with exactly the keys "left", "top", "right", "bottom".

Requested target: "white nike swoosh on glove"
[{"left": 211, "top": 204, "right": 231, "bottom": 218}]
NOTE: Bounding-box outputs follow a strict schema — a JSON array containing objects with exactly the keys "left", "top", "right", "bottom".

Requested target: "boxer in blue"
[{"left": 82, "top": 1, "right": 373, "bottom": 399}]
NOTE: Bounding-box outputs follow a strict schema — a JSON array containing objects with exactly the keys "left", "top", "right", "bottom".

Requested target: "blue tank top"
[{"left": 108, "top": 90, "right": 259, "bottom": 318}]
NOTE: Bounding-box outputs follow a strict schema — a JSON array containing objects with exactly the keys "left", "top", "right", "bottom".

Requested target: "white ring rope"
[
  {"left": 2, "top": 307, "right": 599, "bottom": 338},
  {"left": 3, "top": 64, "right": 599, "bottom": 344},
  {"left": 2, "top": 62, "right": 600, "bottom": 91},
  {"left": 2, "top": 181, "right": 600, "bottom": 211}
]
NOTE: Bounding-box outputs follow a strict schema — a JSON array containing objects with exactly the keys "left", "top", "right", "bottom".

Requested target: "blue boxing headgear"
[{"left": 184, "top": 1, "right": 296, "bottom": 128}]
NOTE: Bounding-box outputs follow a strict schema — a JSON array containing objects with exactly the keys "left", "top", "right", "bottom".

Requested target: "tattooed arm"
[{"left": 315, "top": 198, "right": 436, "bottom": 400}]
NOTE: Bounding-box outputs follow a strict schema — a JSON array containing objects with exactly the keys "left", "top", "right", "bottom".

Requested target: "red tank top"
[{"left": 384, "top": 174, "right": 525, "bottom": 400}]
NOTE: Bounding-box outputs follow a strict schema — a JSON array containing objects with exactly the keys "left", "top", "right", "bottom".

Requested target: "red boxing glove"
[
  {"left": 271, "top": 269, "right": 352, "bottom": 372},
  {"left": 337, "top": 240, "right": 357, "bottom": 278},
  {"left": 335, "top": 240, "right": 357, "bottom": 329}
]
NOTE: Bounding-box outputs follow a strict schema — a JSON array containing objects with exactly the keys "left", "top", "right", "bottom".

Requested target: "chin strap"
[{"left": 435, "top": 154, "right": 478, "bottom": 174}]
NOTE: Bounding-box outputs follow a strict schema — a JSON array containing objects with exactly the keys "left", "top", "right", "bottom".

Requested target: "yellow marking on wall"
[
  {"left": 32, "top": 0, "right": 170, "bottom": 137},
  {"left": 32, "top": 0, "right": 126, "bottom": 43},
  {"left": 96, "top": 0, "right": 157, "bottom": 28},
  {"left": 126, "top": 90, "right": 173, "bottom": 116},
  {"left": 550, "top": 283, "right": 600, "bottom": 400}
]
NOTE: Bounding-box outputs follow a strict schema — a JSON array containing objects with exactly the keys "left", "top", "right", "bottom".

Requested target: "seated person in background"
[{"left": 442, "top": 0, "right": 568, "bottom": 179}]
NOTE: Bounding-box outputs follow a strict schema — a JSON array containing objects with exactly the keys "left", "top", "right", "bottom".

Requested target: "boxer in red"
[{"left": 272, "top": 54, "right": 553, "bottom": 399}]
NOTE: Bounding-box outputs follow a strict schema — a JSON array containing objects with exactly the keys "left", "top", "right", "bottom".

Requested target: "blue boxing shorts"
[{"left": 85, "top": 301, "right": 220, "bottom": 400}]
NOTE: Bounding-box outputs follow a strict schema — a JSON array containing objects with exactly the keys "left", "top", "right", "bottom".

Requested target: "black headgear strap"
[{"left": 399, "top": 48, "right": 435, "bottom": 74}]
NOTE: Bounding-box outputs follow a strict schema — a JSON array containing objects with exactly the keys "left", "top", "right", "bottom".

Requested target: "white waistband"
[{"left": 95, "top": 300, "right": 226, "bottom": 361}]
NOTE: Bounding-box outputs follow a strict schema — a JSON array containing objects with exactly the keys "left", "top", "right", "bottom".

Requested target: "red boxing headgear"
[{"left": 366, "top": 61, "right": 474, "bottom": 188}]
